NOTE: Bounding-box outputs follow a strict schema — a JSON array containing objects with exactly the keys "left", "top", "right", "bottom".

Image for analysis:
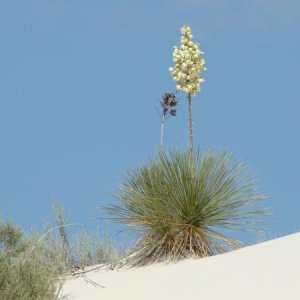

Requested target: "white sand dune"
[{"left": 59, "top": 232, "right": 300, "bottom": 300}]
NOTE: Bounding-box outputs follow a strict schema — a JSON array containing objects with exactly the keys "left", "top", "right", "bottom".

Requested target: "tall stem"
[
  {"left": 160, "top": 114, "right": 165, "bottom": 147},
  {"left": 188, "top": 93, "right": 194, "bottom": 159}
]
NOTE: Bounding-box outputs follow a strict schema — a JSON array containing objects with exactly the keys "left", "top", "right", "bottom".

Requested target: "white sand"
[{"left": 59, "top": 232, "right": 300, "bottom": 299}]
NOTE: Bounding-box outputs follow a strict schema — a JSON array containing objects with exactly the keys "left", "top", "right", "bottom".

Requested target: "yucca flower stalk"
[
  {"left": 160, "top": 92, "right": 178, "bottom": 146},
  {"left": 169, "top": 25, "right": 206, "bottom": 157},
  {"left": 102, "top": 149, "right": 268, "bottom": 266}
]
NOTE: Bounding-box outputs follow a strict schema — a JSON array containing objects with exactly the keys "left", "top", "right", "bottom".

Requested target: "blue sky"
[{"left": 1, "top": 0, "right": 299, "bottom": 245}]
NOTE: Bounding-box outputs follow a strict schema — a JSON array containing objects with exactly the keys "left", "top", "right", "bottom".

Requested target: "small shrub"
[
  {"left": 0, "top": 220, "right": 60, "bottom": 300},
  {"left": 0, "top": 210, "right": 120, "bottom": 300}
]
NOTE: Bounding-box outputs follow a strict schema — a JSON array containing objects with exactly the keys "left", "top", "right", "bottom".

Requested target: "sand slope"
[{"left": 59, "top": 232, "right": 300, "bottom": 300}]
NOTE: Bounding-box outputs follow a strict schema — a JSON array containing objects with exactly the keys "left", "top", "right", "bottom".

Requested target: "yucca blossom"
[{"left": 169, "top": 25, "right": 206, "bottom": 157}]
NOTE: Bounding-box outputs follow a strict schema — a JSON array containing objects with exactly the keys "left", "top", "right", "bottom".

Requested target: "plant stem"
[
  {"left": 188, "top": 92, "right": 194, "bottom": 158},
  {"left": 160, "top": 113, "right": 165, "bottom": 147}
]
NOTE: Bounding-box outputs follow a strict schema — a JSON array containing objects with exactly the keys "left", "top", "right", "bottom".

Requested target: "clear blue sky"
[{"left": 1, "top": 0, "right": 299, "bottom": 245}]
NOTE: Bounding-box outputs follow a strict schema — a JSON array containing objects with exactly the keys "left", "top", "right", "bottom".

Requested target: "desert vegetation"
[
  {"left": 1, "top": 24, "right": 269, "bottom": 299},
  {"left": 0, "top": 204, "right": 119, "bottom": 300}
]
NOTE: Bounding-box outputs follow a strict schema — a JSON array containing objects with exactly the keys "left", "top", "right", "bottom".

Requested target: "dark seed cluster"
[{"left": 161, "top": 92, "right": 178, "bottom": 118}]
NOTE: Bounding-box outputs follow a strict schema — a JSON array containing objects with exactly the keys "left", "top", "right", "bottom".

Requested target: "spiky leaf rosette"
[{"left": 102, "top": 149, "right": 268, "bottom": 266}]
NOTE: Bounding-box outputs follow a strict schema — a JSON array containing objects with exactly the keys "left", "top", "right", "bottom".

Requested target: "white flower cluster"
[{"left": 169, "top": 25, "right": 206, "bottom": 96}]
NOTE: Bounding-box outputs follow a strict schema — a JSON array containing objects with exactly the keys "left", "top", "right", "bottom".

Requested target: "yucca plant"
[{"left": 102, "top": 148, "right": 268, "bottom": 266}]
